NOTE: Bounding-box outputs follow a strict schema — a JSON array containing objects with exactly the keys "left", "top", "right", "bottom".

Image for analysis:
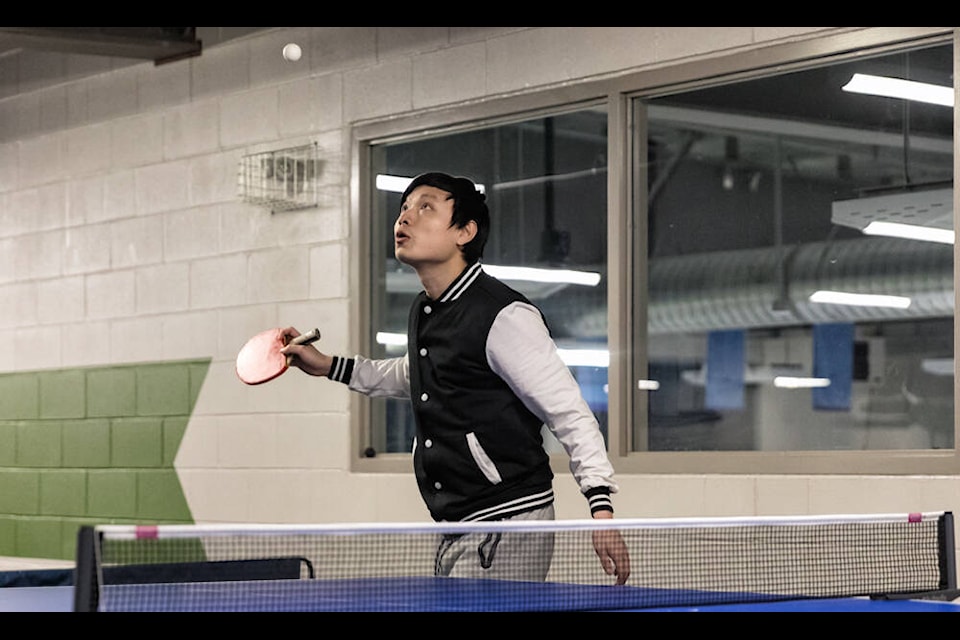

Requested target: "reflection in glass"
[{"left": 639, "top": 44, "right": 954, "bottom": 451}]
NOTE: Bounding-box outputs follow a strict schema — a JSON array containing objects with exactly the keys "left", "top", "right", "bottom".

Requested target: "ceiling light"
[
  {"left": 681, "top": 364, "right": 830, "bottom": 389},
  {"left": 842, "top": 73, "right": 954, "bottom": 107},
  {"left": 831, "top": 188, "right": 953, "bottom": 237},
  {"left": 483, "top": 265, "right": 600, "bottom": 287},
  {"left": 376, "top": 174, "right": 413, "bottom": 193},
  {"left": 375, "top": 332, "right": 407, "bottom": 346},
  {"left": 556, "top": 348, "right": 609, "bottom": 368},
  {"left": 773, "top": 376, "right": 831, "bottom": 389},
  {"left": 921, "top": 358, "right": 954, "bottom": 376},
  {"left": 721, "top": 168, "right": 734, "bottom": 191},
  {"left": 385, "top": 265, "right": 600, "bottom": 300},
  {"left": 862, "top": 220, "right": 954, "bottom": 244},
  {"left": 376, "top": 174, "right": 486, "bottom": 194},
  {"left": 809, "top": 290, "right": 911, "bottom": 309},
  {"left": 376, "top": 332, "right": 611, "bottom": 369}
]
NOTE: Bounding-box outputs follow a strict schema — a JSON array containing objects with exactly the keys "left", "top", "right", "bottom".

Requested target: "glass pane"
[
  {"left": 636, "top": 43, "right": 954, "bottom": 452},
  {"left": 369, "top": 107, "right": 609, "bottom": 455}
]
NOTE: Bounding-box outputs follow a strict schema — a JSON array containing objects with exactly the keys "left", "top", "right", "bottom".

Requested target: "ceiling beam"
[{"left": 0, "top": 27, "right": 201, "bottom": 64}]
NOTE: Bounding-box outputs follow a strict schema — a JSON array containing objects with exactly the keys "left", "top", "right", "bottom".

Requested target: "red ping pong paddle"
[{"left": 236, "top": 327, "right": 321, "bottom": 385}]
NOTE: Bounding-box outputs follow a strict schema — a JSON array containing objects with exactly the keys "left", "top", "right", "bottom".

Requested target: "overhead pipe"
[{"left": 647, "top": 236, "right": 953, "bottom": 334}]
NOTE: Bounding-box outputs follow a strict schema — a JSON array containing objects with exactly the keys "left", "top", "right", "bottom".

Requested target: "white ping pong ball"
[{"left": 282, "top": 43, "right": 302, "bottom": 62}]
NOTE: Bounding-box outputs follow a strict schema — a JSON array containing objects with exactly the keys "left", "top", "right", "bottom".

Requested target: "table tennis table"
[
  {"left": 4, "top": 576, "right": 960, "bottom": 612},
  {"left": 15, "top": 512, "right": 953, "bottom": 612}
]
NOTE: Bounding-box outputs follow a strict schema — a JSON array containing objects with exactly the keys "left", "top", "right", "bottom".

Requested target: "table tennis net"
[{"left": 74, "top": 511, "right": 956, "bottom": 611}]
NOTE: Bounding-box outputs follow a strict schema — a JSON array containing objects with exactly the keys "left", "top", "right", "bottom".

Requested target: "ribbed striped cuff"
[
  {"left": 327, "top": 356, "right": 354, "bottom": 384},
  {"left": 585, "top": 486, "right": 613, "bottom": 515}
]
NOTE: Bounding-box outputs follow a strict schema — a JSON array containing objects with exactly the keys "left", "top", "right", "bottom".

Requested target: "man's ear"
[{"left": 457, "top": 220, "right": 478, "bottom": 247}]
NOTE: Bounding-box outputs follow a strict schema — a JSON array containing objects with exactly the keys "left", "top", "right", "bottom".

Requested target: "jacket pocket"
[{"left": 466, "top": 432, "right": 502, "bottom": 485}]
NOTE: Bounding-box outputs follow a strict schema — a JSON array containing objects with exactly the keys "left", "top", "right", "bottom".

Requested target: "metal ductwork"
[
  {"left": 647, "top": 236, "right": 953, "bottom": 335},
  {"left": 389, "top": 237, "right": 952, "bottom": 339}
]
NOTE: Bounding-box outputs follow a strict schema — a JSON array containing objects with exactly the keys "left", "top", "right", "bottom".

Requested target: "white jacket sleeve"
[
  {"left": 347, "top": 353, "right": 411, "bottom": 399},
  {"left": 486, "top": 302, "right": 618, "bottom": 495}
]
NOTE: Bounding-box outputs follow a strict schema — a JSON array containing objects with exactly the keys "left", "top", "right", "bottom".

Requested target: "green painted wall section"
[{"left": 0, "top": 359, "right": 209, "bottom": 561}]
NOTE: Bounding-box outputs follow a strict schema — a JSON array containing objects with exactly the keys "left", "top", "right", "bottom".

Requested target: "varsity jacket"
[{"left": 328, "top": 261, "right": 618, "bottom": 522}]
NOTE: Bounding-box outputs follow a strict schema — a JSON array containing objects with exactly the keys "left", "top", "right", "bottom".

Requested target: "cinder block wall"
[{"left": 0, "top": 361, "right": 206, "bottom": 559}]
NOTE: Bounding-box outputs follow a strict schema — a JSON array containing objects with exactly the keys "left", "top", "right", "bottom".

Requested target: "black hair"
[{"left": 400, "top": 172, "right": 489, "bottom": 264}]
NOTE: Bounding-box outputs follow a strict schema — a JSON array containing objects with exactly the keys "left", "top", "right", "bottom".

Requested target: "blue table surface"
[{"left": 4, "top": 577, "right": 960, "bottom": 612}]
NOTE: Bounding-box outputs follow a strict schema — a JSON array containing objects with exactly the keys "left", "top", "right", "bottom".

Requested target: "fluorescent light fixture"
[
  {"left": 773, "top": 376, "right": 831, "bottom": 389},
  {"left": 484, "top": 265, "right": 601, "bottom": 287},
  {"left": 921, "top": 358, "right": 954, "bottom": 376},
  {"left": 375, "top": 332, "right": 407, "bottom": 346},
  {"left": 862, "top": 220, "right": 954, "bottom": 244},
  {"left": 831, "top": 188, "right": 953, "bottom": 236},
  {"left": 376, "top": 332, "right": 610, "bottom": 368},
  {"left": 637, "top": 379, "right": 661, "bottom": 391},
  {"left": 842, "top": 73, "right": 954, "bottom": 107},
  {"left": 556, "top": 348, "right": 609, "bottom": 368},
  {"left": 683, "top": 364, "right": 823, "bottom": 388},
  {"left": 375, "top": 174, "right": 413, "bottom": 193},
  {"left": 386, "top": 264, "right": 601, "bottom": 299},
  {"left": 376, "top": 174, "right": 485, "bottom": 194},
  {"left": 809, "top": 290, "right": 912, "bottom": 309}
]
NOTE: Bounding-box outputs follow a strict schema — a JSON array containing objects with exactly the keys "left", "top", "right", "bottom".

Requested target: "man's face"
[{"left": 394, "top": 185, "right": 464, "bottom": 269}]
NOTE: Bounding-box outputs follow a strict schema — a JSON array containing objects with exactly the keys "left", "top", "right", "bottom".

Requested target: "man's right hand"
[{"left": 280, "top": 326, "right": 333, "bottom": 377}]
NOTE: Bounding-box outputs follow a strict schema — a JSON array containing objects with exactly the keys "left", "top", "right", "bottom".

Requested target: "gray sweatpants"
[{"left": 434, "top": 505, "right": 556, "bottom": 582}]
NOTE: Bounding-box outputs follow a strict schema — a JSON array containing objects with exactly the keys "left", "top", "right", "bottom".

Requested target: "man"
[{"left": 282, "top": 172, "right": 630, "bottom": 585}]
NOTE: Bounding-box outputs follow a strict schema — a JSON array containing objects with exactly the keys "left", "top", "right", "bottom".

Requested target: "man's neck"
[{"left": 417, "top": 259, "right": 469, "bottom": 300}]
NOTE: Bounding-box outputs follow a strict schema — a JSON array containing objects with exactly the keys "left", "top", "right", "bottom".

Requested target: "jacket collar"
[{"left": 438, "top": 262, "right": 483, "bottom": 303}]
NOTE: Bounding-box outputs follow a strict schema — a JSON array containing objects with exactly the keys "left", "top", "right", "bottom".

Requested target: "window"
[
  {"left": 634, "top": 43, "right": 954, "bottom": 455},
  {"left": 355, "top": 29, "right": 956, "bottom": 475},
  {"left": 366, "top": 107, "right": 609, "bottom": 455}
]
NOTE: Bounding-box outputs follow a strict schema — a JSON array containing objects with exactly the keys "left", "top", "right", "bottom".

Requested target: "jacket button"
[
  {"left": 434, "top": 481, "right": 442, "bottom": 490},
  {"left": 419, "top": 347, "right": 427, "bottom": 356},
  {"left": 424, "top": 305, "right": 432, "bottom": 314},
  {"left": 420, "top": 392, "right": 429, "bottom": 402},
  {"left": 424, "top": 439, "right": 433, "bottom": 448}
]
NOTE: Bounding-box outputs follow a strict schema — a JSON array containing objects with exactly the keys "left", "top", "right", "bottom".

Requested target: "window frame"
[{"left": 349, "top": 26, "right": 958, "bottom": 476}]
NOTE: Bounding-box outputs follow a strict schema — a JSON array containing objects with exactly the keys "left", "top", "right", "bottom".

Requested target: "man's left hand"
[{"left": 591, "top": 511, "right": 631, "bottom": 585}]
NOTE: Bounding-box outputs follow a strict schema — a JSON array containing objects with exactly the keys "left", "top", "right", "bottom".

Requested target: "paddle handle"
[
  {"left": 285, "top": 328, "right": 321, "bottom": 366},
  {"left": 291, "top": 328, "right": 321, "bottom": 346}
]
